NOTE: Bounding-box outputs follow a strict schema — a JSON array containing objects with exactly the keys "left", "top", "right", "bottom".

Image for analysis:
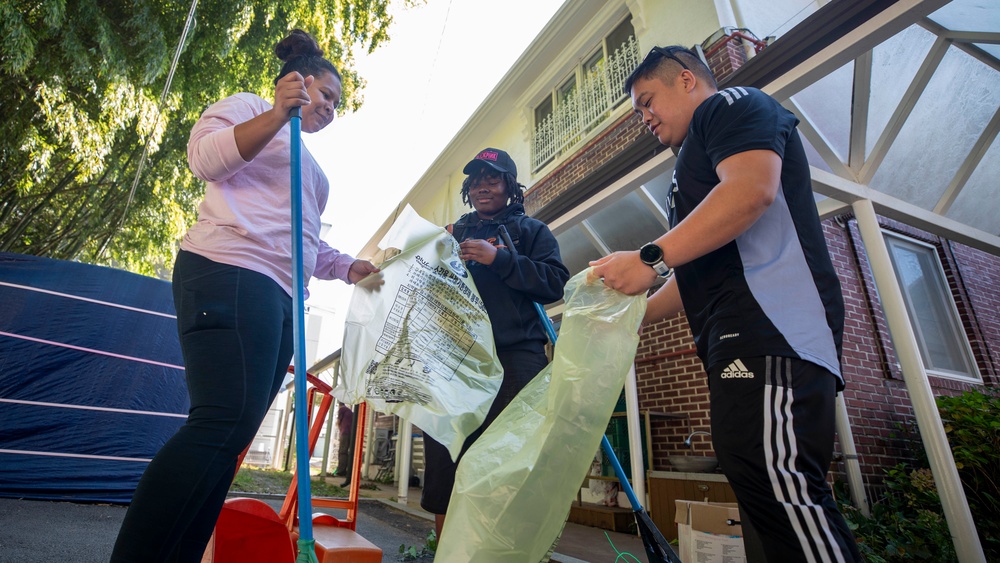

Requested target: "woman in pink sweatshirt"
[{"left": 111, "top": 30, "right": 377, "bottom": 562}]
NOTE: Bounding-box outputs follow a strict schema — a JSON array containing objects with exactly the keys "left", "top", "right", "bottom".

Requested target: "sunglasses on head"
[{"left": 643, "top": 46, "right": 694, "bottom": 71}]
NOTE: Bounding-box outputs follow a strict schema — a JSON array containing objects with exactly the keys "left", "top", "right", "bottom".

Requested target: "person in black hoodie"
[{"left": 420, "top": 147, "right": 570, "bottom": 541}]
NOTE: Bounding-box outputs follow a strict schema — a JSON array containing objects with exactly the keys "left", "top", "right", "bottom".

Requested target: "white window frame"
[{"left": 882, "top": 230, "right": 981, "bottom": 382}]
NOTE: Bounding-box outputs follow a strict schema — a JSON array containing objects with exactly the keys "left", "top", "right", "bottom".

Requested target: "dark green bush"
[
  {"left": 937, "top": 389, "right": 1000, "bottom": 558},
  {"left": 838, "top": 465, "right": 956, "bottom": 562},
  {"left": 837, "top": 389, "right": 1000, "bottom": 562}
]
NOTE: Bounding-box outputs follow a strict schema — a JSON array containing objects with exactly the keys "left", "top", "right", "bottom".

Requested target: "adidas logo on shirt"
[{"left": 720, "top": 359, "right": 755, "bottom": 379}]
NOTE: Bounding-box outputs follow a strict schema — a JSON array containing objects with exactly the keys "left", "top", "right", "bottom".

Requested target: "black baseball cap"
[{"left": 462, "top": 148, "right": 517, "bottom": 178}]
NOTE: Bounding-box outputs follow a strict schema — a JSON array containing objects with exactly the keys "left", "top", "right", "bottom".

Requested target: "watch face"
[{"left": 639, "top": 243, "right": 662, "bottom": 264}]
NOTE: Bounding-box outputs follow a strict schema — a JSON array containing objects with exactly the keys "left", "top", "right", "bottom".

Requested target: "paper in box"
[{"left": 675, "top": 500, "right": 746, "bottom": 562}]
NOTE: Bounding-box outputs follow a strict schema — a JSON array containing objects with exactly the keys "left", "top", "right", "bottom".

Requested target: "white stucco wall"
[
  {"left": 628, "top": 0, "right": 725, "bottom": 52},
  {"left": 731, "top": 0, "right": 828, "bottom": 40}
]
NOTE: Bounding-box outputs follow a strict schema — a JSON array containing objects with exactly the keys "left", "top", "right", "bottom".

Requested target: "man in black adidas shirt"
[{"left": 591, "top": 45, "right": 861, "bottom": 562}]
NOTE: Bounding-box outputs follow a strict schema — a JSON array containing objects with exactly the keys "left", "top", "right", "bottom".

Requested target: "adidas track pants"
[{"left": 709, "top": 356, "right": 862, "bottom": 562}]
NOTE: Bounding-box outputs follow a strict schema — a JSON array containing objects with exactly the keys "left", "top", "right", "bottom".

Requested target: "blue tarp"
[{"left": 0, "top": 252, "right": 187, "bottom": 503}]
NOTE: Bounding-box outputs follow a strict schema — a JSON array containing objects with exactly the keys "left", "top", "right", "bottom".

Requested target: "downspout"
[{"left": 852, "top": 199, "right": 985, "bottom": 563}]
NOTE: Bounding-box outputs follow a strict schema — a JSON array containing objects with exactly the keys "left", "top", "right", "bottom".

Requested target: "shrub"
[
  {"left": 837, "top": 389, "right": 1000, "bottom": 561},
  {"left": 838, "top": 465, "right": 956, "bottom": 562},
  {"left": 937, "top": 389, "right": 1000, "bottom": 559},
  {"left": 398, "top": 529, "right": 436, "bottom": 560}
]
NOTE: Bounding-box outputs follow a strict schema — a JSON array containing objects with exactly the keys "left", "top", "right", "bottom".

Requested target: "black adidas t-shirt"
[{"left": 671, "top": 87, "right": 845, "bottom": 384}]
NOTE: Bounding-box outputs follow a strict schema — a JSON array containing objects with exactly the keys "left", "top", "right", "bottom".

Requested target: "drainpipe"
[{"left": 852, "top": 199, "right": 985, "bottom": 562}]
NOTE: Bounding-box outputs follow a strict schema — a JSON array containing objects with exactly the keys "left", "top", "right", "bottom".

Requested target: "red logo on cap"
[{"left": 477, "top": 150, "right": 499, "bottom": 162}]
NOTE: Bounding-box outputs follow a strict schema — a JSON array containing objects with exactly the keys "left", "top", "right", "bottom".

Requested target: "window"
[
  {"left": 557, "top": 76, "right": 577, "bottom": 103},
  {"left": 606, "top": 18, "right": 634, "bottom": 58},
  {"left": 534, "top": 96, "right": 553, "bottom": 129},
  {"left": 531, "top": 18, "right": 639, "bottom": 171},
  {"left": 583, "top": 50, "right": 604, "bottom": 77},
  {"left": 883, "top": 232, "right": 979, "bottom": 380}
]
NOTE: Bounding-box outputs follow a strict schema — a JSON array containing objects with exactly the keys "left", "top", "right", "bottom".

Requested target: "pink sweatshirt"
[{"left": 182, "top": 93, "right": 356, "bottom": 297}]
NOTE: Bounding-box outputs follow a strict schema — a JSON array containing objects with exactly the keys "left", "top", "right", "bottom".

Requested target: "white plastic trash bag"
[
  {"left": 435, "top": 269, "right": 646, "bottom": 562},
  {"left": 338, "top": 205, "right": 503, "bottom": 460}
]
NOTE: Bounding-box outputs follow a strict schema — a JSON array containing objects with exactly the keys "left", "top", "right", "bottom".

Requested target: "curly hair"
[
  {"left": 461, "top": 167, "right": 525, "bottom": 208},
  {"left": 273, "top": 29, "right": 341, "bottom": 84}
]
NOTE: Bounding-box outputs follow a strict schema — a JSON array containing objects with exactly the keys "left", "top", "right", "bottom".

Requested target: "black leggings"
[{"left": 111, "top": 250, "right": 293, "bottom": 562}]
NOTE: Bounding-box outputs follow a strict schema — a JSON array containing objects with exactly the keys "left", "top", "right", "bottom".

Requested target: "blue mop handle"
[
  {"left": 496, "top": 224, "right": 643, "bottom": 510},
  {"left": 289, "top": 106, "right": 314, "bottom": 545}
]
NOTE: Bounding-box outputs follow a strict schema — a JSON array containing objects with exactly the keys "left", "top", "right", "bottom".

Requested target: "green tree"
[{"left": 0, "top": 0, "right": 415, "bottom": 276}]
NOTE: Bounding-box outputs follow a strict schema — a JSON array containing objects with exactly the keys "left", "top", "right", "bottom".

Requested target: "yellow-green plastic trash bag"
[
  {"left": 338, "top": 205, "right": 503, "bottom": 461},
  {"left": 434, "top": 269, "right": 646, "bottom": 562}
]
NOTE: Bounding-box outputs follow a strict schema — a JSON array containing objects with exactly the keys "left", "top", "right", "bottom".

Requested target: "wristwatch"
[{"left": 639, "top": 242, "right": 672, "bottom": 278}]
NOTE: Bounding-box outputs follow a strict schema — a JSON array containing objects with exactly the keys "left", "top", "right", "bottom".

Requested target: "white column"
[
  {"left": 274, "top": 390, "right": 294, "bottom": 470},
  {"left": 397, "top": 419, "right": 413, "bottom": 506},
  {"left": 321, "top": 404, "right": 335, "bottom": 476},
  {"left": 625, "top": 364, "right": 646, "bottom": 509},
  {"left": 713, "top": 0, "right": 738, "bottom": 28},
  {"left": 834, "top": 394, "right": 869, "bottom": 516},
  {"left": 362, "top": 405, "right": 375, "bottom": 479},
  {"left": 852, "top": 199, "right": 985, "bottom": 563}
]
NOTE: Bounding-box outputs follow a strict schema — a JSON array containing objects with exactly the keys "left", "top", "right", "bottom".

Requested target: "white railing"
[{"left": 532, "top": 35, "right": 641, "bottom": 171}]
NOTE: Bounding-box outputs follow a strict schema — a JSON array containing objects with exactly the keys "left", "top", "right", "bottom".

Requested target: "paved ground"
[
  {"left": 0, "top": 496, "right": 429, "bottom": 563},
  {"left": 0, "top": 480, "right": 651, "bottom": 562}
]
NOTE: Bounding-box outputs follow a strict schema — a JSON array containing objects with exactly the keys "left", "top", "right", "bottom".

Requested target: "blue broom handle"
[
  {"left": 496, "top": 225, "right": 643, "bottom": 511},
  {"left": 533, "top": 302, "right": 558, "bottom": 344},
  {"left": 289, "top": 106, "right": 314, "bottom": 544}
]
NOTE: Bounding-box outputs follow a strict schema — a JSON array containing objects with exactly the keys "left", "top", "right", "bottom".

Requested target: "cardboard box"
[{"left": 675, "top": 500, "right": 746, "bottom": 562}]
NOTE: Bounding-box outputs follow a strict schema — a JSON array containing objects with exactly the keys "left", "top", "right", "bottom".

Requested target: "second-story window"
[
  {"left": 534, "top": 97, "right": 553, "bottom": 135},
  {"left": 531, "top": 18, "right": 639, "bottom": 172}
]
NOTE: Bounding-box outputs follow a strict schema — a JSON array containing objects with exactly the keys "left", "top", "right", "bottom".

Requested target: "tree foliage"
[{"left": 0, "top": 0, "right": 415, "bottom": 276}]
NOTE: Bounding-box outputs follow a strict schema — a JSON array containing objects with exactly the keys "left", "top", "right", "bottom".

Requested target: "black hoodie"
[{"left": 450, "top": 203, "right": 570, "bottom": 353}]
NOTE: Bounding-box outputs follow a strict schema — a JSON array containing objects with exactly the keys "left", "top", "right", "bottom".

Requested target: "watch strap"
[{"left": 650, "top": 261, "right": 671, "bottom": 277}]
